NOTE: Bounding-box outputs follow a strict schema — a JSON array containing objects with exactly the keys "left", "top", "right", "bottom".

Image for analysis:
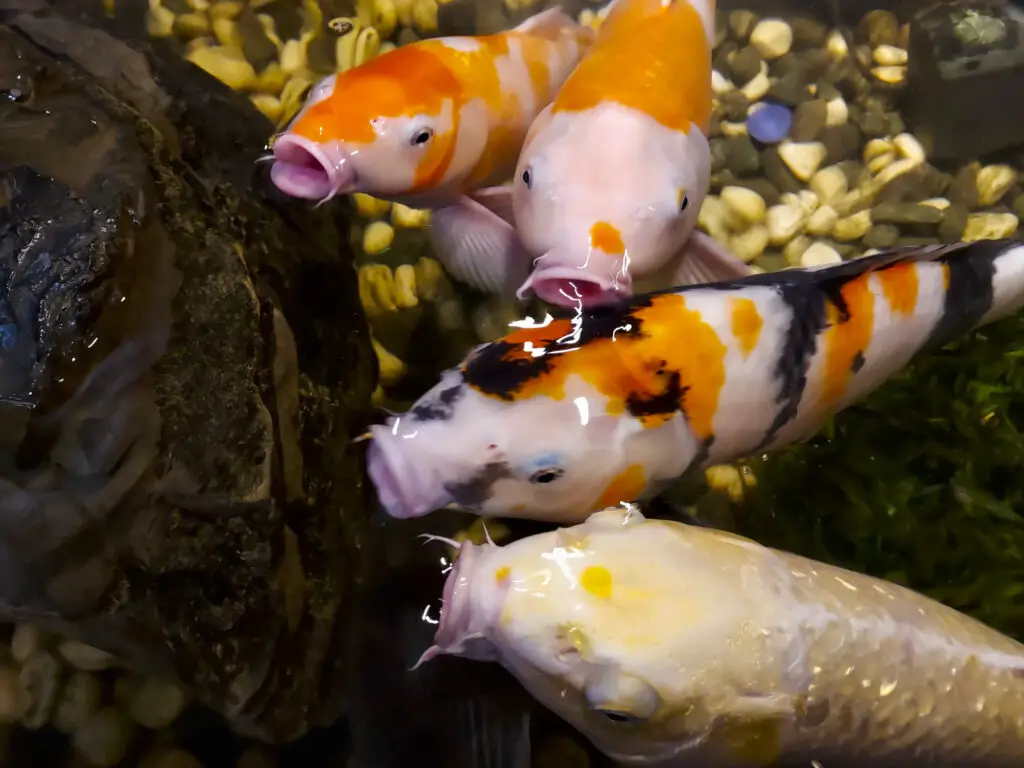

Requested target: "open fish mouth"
[
  {"left": 269, "top": 134, "right": 356, "bottom": 201},
  {"left": 518, "top": 265, "right": 632, "bottom": 307},
  {"left": 366, "top": 425, "right": 453, "bottom": 519}
]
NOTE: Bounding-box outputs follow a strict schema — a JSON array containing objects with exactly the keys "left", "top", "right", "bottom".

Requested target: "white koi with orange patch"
[
  {"left": 269, "top": 8, "right": 592, "bottom": 283},
  {"left": 429, "top": 0, "right": 754, "bottom": 307},
  {"left": 367, "top": 240, "right": 1024, "bottom": 524}
]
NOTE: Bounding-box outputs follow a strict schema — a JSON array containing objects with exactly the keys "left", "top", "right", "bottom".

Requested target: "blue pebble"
[{"left": 746, "top": 102, "right": 792, "bottom": 144}]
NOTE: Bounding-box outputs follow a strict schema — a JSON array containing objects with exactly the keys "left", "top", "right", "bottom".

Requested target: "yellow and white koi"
[
  {"left": 418, "top": 505, "right": 1024, "bottom": 767},
  {"left": 366, "top": 239, "right": 1024, "bottom": 523},
  {"left": 429, "top": 0, "right": 753, "bottom": 307}
]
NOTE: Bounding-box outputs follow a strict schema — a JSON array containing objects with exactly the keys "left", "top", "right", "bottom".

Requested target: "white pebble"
[
  {"left": 0, "top": 667, "right": 27, "bottom": 723},
  {"left": 750, "top": 19, "right": 793, "bottom": 59},
  {"left": 72, "top": 707, "right": 136, "bottom": 768},
  {"left": 784, "top": 235, "right": 812, "bottom": 266},
  {"left": 874, "top": 157, "right": 922, "bottom": 187},
  {"left": 740, "top": 64, "right": 770, "bottom": 102},
  {"left": 778, "top": 140, "right": 827, "bottom": 182},
  {"left": 893, "top": 132, "right": 926, "bottom": 163},
  {"left": 872, "top": 65, "right": 906, "bottom": 85},
  {"left": 810, "top": 165, "right": 848, "bottom": 203},
  {"left": 797, "top": 189, "right": 820, "bottom": 215},
  {"left": 729, "top": 225, "right": 770, "bottom": 263},
  {"left": 863, "top": 138, "right": 895, "bottom": 163},
  {"left": 184, "top": 45, "right": 256, "bottom": 90},
  {"left": 280, "top": 39, "right": 306, "bottom": 75},
  {"left": 711, "top": 70, "right": 733, "bottom": 95},
  {"left": 11, "top": 624, "right": 42, "bottom": 665},
  {"left": 833, "top": 209, "right": 872, "bottom": 241},
  {"left": 800, "top": 242, "right": 842, "bottom": 267},
  {"left": 59, "top": 641, "right": 115, "bottom": 671},
  {"left": 805, "top": 205, "right": 838, "bottom": 236},
  {"left": 827, "top": 29, "right": 849, "bottom": 58},
  {"left": 720, "top": 120, "right": 748, "bottom": 137},
  {"left": 127, "top": 677, "right": 188, "bottom": 730},
  {"left": 720, "top": 186, "right": 767, "bottom": 225},
  {"left": 964, "top": 213, "right": 1018, "bottom": 242},
  {"left": 363, "top": 221, "right": 395, "bottom": 255},
  {"left": 697, "top": 195, "right": 731, "bottom": 241},
  {"left": 767, "top": 204, "right": 806, "bottom": 246},
  {"left": 873, "top": 44, "right": 909, "bottom": 66},
  {"left": 54, "top": 672, "right": 103, "bottom": 734},
  {"left": 976, "top": 164, "right": 1016, "bottom": 207},
  {"left": 825, "top": 97, "right": 848, "bottom": 126},
  {"left": 920, "top": 197, "right": 951, "bottom": 211}
]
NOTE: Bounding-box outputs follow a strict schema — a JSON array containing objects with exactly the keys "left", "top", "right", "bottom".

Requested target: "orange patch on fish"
[
  {"left": 594, "top": 463, "right": 647, "bottom": 508},
  {"left": 941, "top": 262, "right": 951, "bottom": 292},
  {"left": 820, "top": 274, "right": 875, "bottom": 409},
  {"left": 878, "top": 262, "right": 919, "bottom": 316},
  {"left": 472, "top": 294, "right": 727, "bottom": 439},
  {"left": 590, "top": 221, "right": 626, "bottom": 255},
  {"left": 729, "top": 297, "right": 762, "bottom": 357},
  {"left": 552, "top": 0, "right": 712, "bottom": 133}
]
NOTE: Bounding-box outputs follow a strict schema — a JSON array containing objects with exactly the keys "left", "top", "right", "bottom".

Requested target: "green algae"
[{"left": 734, "top": 311, "right": 1024, "bottom": 640}]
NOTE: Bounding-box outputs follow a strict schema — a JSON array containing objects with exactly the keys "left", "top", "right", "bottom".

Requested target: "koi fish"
[
  {"left": 418, "top": 504, "right": 1024, "bottom": 767},
  {"left": 428, "top": 0, "right": 753, "bottom": 308},
  {"left": 269, "top": 8, "right": 593, "bottom": 290},
  {"left": 366, "top": 239, "right": 1024, "bottom": 523}
]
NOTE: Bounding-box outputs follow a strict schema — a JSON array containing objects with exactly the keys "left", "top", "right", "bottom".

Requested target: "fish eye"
[
  {"left": 530, "top": 467, "right": 563, "bottom": 484},
  {"left": 595, "top": 709, "right": 645, "bottom": 724},
  {"left": 521, "top": 167, "right": 532, "bottom": 189},
  {"left": 680, "top": 194, "right": 689, "bottom": 212},
  {"left": 411, "top": 127, "right": 434, "bottom": 146}
]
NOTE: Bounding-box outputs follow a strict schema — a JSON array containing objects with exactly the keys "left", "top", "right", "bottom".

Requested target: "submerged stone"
[{"left": 747, "top": 102, "right": 792, "bottom": 144}]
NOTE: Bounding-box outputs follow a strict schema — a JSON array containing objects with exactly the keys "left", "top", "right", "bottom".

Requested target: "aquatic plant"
[{"left": 735, "top": 309, "right": 1024, "bottom": 640}]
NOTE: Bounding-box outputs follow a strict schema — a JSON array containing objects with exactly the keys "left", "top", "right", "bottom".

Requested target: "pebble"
[
  {"left": 250, "top": 94, "right": 283, "bottom": 122},
  {"left": 721, "top": 186, "right": 767, "bottom": 224},
  {"left": 948, "top": 163, "right": 981, "bottom": 208},
  {"left": 128, "top": 677, "right": 188, "bottom": 730},
  {"left": 789, "top": 99, "right": 828, "bottom": 142},
  {"left": 766, "top": 204, "right": 805, "bottom": 245},
  {"left": 939, "top": 203, "right": 968, "bottom": 241},
  {"left": 255, "top": 62, "right": 287, "bottom": 94},
  {"left": 750, "top": 19, "right": 793, "bottom": 59},
  {"left": 721, "top": 120, "right": 749, "bottom": 137},
  {"left": 809, "top": 165, "right": 848, "bottom": 203},
  {"left": 730, "top": 226, "right": 770, "bottom": 262},
  {"left": 236, "top": 748, "right": 280, "bottom": 768},
  {"left": 59, "top": 640, "right": 116, "bottom": 671},
  {"left": 777, "top": 140, "right": 826, "bottom": 182},
  {"left": 826, "top": 29, "right": 849, "bottom": 59},
  {"left": 819, "top": 123, "right": 862, "bottom": 164},
  {"left": 920, "top": 197, "right": 951, "bottom": 211},
  {"left": 873, "top": 44, "right": 908, "bottom": 66},
  {"left": 872, "top": 66, "right": 906, "bottom": 86},
  {"left": 723, "top": 135, "right": 760, "bottom": 174},
  {"left": 734, "top": 178, "right": 781, "bottom": 206},
  {"left": 746, "top": 102, "right": 791, "bottom": 144},
  {"left": 11, "top": 624, "right": 42, "bottom": 664},
  {"left": 352, "top": 193, "right": 392, "bottom": 219},
  {"left": 824, "top": 97, "right": 848, "bottom": 126},
  {"left": 144, "top": 749, "right": 205, "bottom": 768},
  {"left": 393, "top": 264, "right": 420, "bottom": 309},
  {"left": 740, "top": 67, "right": 770, "bottom": 102},
  {"left": 871, "top": 202, "right": 942, "bottom": 226},
  {"left": 875, "top": 158, "right": 924, "bottom": 189},
  {"left": 711, "top": 70, "right": 733, "bottom": 95},
  {"left": 146, "top": 5, "right": 176, "bottom": 37},
  {"left": 832, "top": 209, "right": 872, "bottom": 241},
  {"left": 391, "top": 203, "right": 431, "bottom": 228},
  {"left": 729, "top": 46, "right": 762, "bottom": 86},
  {"left": 964, "top": 213, "right": 1019, "bottom": 241},
  {"left": 728, "top": 10, "right": 759, "bottom": 41},
  {"left": 54, "top": 672, "right": 103, "bottom": 734},
  {"left": 893, "top": 132, "right": 926, "bottom": 164},
  {"left": 863, "top": 223, "right": 899, "bottom": 249},
  {"left": 790, "top": 16, "right": 828, "bottom": 48},
  {"left": 800, "top": 242, "right": 842, "bottom": 267},
  {"left": 762, "top": 148, "right": 802, "bottom": 194},
  {"left": 20, "top": 649, "right": 61, "bottom": 730},
  {"left": 766, "top": 71, "right": 810, "bottom": 105},
  {"left": 805, "top": 205, "right": 837, "bottom": 236},
  {"left": 859, "top": 10, "right": 901, "bottom": 48},
  {"left": 363, "top": 221, "right": 396, "bottom": 255},
  {"left": 863, "top": 137, "right": 894, "bottom": 165},
  {"left": 72, "top": 707, "right": 137, "bottom": 768},
  {"left": 866, "top": 151, "right": 895, "bottom": 176},
  {"left": 174, "top": 12, "right": 211, "bottom": 38},
  {"left": 784, "top": 235, "right": 811, "bottom": 266},
  {"left": 976, "top": 164, "right": 1016, "bottom": 207},
  {"left": 698, "top": 196, "right": 732, "bottom": 242},
  {"left": 185, "top": 45, "right": 257, "bottom": 90},
  {"left": 0, "top": 666, "right": 27, "bottom": 723}
]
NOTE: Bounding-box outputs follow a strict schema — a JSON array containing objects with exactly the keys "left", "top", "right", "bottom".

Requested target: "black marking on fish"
[
  {"left": 850, "top": 350, "right": 865, "bottom": 374},
  {"left": 921, "top": 241, "right": 1002, "bottom": 353},
  {"left": 624, "top": 364, "right": 684, "bottom": 420},
  {"left": 444, "top": 462, "right": 513, "bottom": 509},
  {"left": 411, "top": 383, "right": 465, "bottom": 422}
]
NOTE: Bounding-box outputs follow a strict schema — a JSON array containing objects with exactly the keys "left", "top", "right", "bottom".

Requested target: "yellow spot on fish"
[
  {"left": 580, "top": 565, "right": 613, "bottom": 598},
  {"left": 877, "top": 261, "right": 919, "bottom": 316},
  {"left": 590, "top": 221, "right": 626, "bottom": 255},
  {"left": 729, "top": 297, "right": 762, "bottom": 358},
  {"left": 494, "top": 565, "right": 510, "bottom": 581},
  {"left": 820, "top": 274, "right": 875, "bottom": 409},
  {"left": 594, "top": 463, "right": 647, "bottom": 508}
]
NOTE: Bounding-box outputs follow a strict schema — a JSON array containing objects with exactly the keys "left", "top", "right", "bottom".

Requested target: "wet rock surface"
[{"left": 0, "top": 0, "right": 376, "bottom": 744}]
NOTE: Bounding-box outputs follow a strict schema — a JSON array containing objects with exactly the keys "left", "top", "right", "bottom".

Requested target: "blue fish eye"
[{"left": 530, "top": 468, "right": 563, "bottom": 484}]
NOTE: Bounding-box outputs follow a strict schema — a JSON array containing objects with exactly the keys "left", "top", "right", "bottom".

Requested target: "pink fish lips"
[
  {"left": 517, "top": 262, "right": 632, "bottom": 307},
  {"left": 269, "top": 134, "right": 356, "bottom": 202}
]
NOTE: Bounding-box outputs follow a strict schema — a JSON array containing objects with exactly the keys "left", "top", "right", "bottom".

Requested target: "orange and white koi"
[
  {"left": 421, "top": 505, "right": 1024, "bottom": 767},
  {"left": 366, "top": 239, "right": 1024, "bottom": 523},
  {"left": 429, "top": 0, "right": 752, "bottom": 308},
  {"left": 269, "top": 8, "right": 592, "bottom": 287}
]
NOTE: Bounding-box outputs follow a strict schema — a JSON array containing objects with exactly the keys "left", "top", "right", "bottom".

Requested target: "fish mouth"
[
  {"left": 269, "top": 134, "right": 356, "bottom": 201},
  {"left": 366, "top": 424, "right": 452, "bottom": 519},
  {"left": 517, "top": 264, "right": 632, "bottom": 307},
  {"left": 435, "top": 541, "right": 479, "bottom": 650}
]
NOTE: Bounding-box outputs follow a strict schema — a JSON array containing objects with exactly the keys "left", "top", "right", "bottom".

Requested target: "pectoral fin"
[
  {"left": 673, "top": 230, "right": 756, "bottom": 286},
  {"left": 427, "top": 193, "right": 530, "bottom": 297}
]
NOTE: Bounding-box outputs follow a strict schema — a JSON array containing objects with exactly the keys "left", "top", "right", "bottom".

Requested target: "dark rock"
[
  {"left": 939, "top": 202, "right": 969, "bottom": 241},
  {"left": 710, "top": 138, "right": 728, "bottom": 172},
  {"left": 729, "top": 45, "right": 762, "bottom": 86},
  {"left": 871, "top": 202, "right": 943, "bottom": 226},
  {"left": 822, "top": 57, "right": 870, "bottom": 100},
  {"left": 789, "top": 99, "right": 828, "bottom": 142},
  {"left": 826, "top": 240, "right": 859, "bottom": 259},
  {"left": 719, "top": 90, "right": 750, "bottom": 122},
  {"left": 857, "top": 9, "right": 901, "bottom": 48},
  {"left": 712, "top": 41, "right": 738, "bottom": 78},
  {"left": 874, "top": 163, "right": 949, "bottom": 204},
  {"left": 437, "top": 0, "right": 478, "bottom": 37},
  {"left": 710, "top": 170, "right": 736, "bottom": 190},
  {"left": 790, "top": 15, "right": 828, "bottom": 48},
  {"left": 771, "top": 52, "right": 807, "bottom": 78},
  {"left": 798, "top": 48, "right": 834, "bottom": 81},
  {"left": 906, "top": 0, "right": 1024, "bottom": 162},
  {"left": 819, "top": 123, "right": 862, "bottom": 164},
  {"left": 728, "top": 10, "right": 759, "bottom": 42},
  {"left": 237, "top": 8, "right": 283, "bottom": 73},
  {"left": 854, "top": 101, "right": 891, "bottom": 138},
  {"left": 837, "top": 159, "right": 867, "bottom": 188},
  {"left": 947, "top": 162, "right": 980, "bottom": 208},
  {"left": 862, "top": 223, "right": 900, "bottom": 249},
  {"left": 723, "top": 135, "right": 761, "bottom": 175},
  {"left": 1013, "top": 193, "right": 1024, "bottom": 220},
  {"left": 815, "top": 81, "right": 841, "bottom": 101},
  {"left": 708, "top": 113, "right": 722, "bottom": 137},
  {"left": 767, "top": 71, "right": 811, "bottom": 105},
  {"left": 245, "top": 0, "right": 302, "bottom": 41},
  {"left": 762, "top": 147, "right": 803, "bottom": 193},
  {"left": 0, "top": 0, "right": 375, "bottom": 745},
  {"left": 896, "top": 235, "right": 941, "bottom": 247},
  {"left": 733, "top": 177, "right": 781, "bottom": 206}
]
